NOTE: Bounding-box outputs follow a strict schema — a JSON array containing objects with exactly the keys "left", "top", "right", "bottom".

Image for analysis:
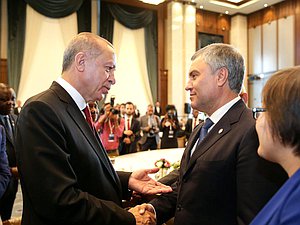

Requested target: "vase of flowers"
[{"left": 154, "top": 158, "right": 171, "bottom": 179}]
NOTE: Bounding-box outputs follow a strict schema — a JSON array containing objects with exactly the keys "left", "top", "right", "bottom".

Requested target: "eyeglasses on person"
[{"left": 252, "top": 107, "right": 267, "bottom": 120}]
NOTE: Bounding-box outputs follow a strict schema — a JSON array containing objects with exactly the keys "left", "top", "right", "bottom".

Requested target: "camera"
[
  {"left": 167, "top": 111, "right": 175, "bottom": 120},
  {"left": 110, "top": 108, "right": 120, "bottom": 115},
  {"left": 149, "top": 125, "right": 156, "bottom": 135}
]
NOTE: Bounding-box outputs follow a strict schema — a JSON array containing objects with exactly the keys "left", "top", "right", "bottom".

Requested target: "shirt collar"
[
  {"left": 56, "top": 77, "right": 87, "bottom": 111},
  {"left": 209, "top": 96, "right": 241, "bottom": 126}
]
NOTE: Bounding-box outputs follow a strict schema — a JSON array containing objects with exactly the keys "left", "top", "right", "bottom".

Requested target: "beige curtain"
[
  {"left": 106, "top": 20, "right": 153, "bottom": 114},
  {"left": 18, "top": 5, "right": 77, "bottom": 103}
]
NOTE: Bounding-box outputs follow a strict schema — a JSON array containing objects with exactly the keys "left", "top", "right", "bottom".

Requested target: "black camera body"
[
  {"left": 149, "top": 125, "right": 156, "bottom": 135},
  {"left": 168, "top": 112, "right": 175, "bottom": 120},
  {"left": 110, "top": 108, "right": 119, "bottom": 115}
]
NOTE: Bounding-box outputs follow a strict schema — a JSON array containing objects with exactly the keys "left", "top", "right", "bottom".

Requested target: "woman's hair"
[{"left": 262, "top": 66, "right": 300, "bottom": 155}]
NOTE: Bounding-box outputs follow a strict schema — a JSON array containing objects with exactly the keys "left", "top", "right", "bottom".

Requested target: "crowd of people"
[
  {"left": 87, "top": 99, "right": 200, "bottom": 157},
  {"left": 0, "top": 32, "right": 299, "bottom": 225}
]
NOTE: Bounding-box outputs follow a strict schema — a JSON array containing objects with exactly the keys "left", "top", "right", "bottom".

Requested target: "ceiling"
[{"left": 190, "top": 0, "right": 285, "bottom": 15}]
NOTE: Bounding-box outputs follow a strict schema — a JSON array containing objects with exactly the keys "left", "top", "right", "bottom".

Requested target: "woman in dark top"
[{"left": 160, "top": 105, "right": 179, "bottom": 149}]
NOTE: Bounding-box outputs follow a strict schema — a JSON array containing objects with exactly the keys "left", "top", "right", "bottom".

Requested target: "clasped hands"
[
  {"left": 128, "top": 168, "right": 172, "bottom": 224},
  {"left": 129, "top": 203, "right": 155, "bottom": 225}
]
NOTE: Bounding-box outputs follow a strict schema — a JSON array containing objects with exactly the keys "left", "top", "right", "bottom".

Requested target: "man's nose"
[{"left": 109, "top": 73, "right": 116, "bottom": 85}]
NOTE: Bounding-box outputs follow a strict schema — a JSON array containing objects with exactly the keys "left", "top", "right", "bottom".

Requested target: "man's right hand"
[{"left": 129, "top": 204, "right": 156, "bottom": 225}]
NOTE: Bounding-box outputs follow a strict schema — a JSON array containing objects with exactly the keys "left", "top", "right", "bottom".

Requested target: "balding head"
[{"left": 62, "top": 32, "right": 114, "bottom": 73}]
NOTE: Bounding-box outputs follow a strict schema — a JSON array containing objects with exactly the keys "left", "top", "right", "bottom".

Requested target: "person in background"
[
  {"left": 88, "top": 101, "right": 99, "bottom": 122},
  {"left": 184, "top": 109, "right": 202, "bottom": 141},
  {"left": 120, "top": 103, "right": 126, "bottom": 118},
  {"left": 95, "top": 103, "right": 124, "bottom": 157},
  {"left": 0, "top": 125, "right": 11, "bottom": 200},
  {"left": 139, "top": 104, "right": 160, "bottom": 151},
  {"left": 15, "top": 32, "right": 171, "bottom": 225},
  {"left": 250, "top": 66, "right": 300, "bottom": 225},
  {"left": 13, "top": 100, "right": 22, "bottom": 116},
  {"left": 133, "top": 104, "right": 140, "bottom": 120},
  {"left": 0, "top": 84, "right": 18, "bottom": 222},
  {"left": 160, "top": 105, "right": 180, "bottom": 149},
  {"left": 154, "top": 101, "right": 162, "bottom": 118},
  {"left": 119, "top": 102, "right": 140, "bottom": 155},
  {"left": 136, "top": 43, "right": 287, "bottom": 225}
]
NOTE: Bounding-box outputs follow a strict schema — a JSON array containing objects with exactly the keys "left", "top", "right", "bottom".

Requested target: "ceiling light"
[
  {"left": 264, "top": 3, "right": 268, "bottom": 7},
  {"left": 140, "top": 0, "right": 165, "bottom": 5},
  {"left": 225, "top": 11, "right": 229, "bottom": 14},
  {"left": 200, "top": 5, "right": 204, "bottom": 9}
]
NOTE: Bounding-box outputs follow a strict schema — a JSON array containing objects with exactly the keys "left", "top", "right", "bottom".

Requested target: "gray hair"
[
  {"left": 191, "top": 43, "right": 245, "bottom": 94},
  {"left": 62, "top": 32, "right": 113, "bottom": 72}
]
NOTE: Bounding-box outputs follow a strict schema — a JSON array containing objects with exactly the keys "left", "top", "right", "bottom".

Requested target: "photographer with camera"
[
  {"left": 160, "top": 105, "right": 180, "bottom": 149},
  {"left": 139, "top": 104, "right": 160, "bottom": 151},
  {"left": 95, "top": 102, "right": 124, "bottom": 157}
]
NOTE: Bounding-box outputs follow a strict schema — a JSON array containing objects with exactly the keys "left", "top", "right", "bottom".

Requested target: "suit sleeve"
[
  {"left": 0, "top": 126, "right": 11, "bottom": 199},
  {"left": 15, "top": 101, "right": 135, "bottom": 225}
]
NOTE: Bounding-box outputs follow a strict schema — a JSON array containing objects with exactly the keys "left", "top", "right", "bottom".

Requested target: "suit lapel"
[
  {"left": 51, "top": 82, "right": 122, "bottom": 193},
  {"left": 183, "top": 100, "right": 245, "bottom": 175}
]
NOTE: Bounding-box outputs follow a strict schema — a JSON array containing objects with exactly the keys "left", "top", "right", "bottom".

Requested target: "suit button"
[{"left": 177, "top": 204, "right": 182, "bottom": 211}]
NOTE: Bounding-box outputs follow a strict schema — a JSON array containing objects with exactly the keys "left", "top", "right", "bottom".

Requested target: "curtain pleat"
[
  {"left": 7, "top": 0, "right": 26, "bottom": 93},
  {"left": 24, "top": 0, "right": 83, "bottom": 18}
]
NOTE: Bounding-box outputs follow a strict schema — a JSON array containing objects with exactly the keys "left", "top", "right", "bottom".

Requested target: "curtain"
[
  {"left": 100, "top": 2, "right": 158, "bottom": 102},
  {"left": 7, "top": 0, "right": 26, "bottom": 93},
  {"left": 24, "top": 0, "right": 83, "bottom": 18},
  {"left": 18, "top": 5, "right": 77, "bottom": 104},
  {"left": 107, "top": 20, "right": 153, "bottom": 114},
  {"left": 7, "top": 0, "right": 91, "bottom": 95}
]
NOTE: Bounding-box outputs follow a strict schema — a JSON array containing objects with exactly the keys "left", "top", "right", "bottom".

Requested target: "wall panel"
[
  {"left": 278, "top": 16, "right": 295, "bottom": 69},
  {"left": 262, "top": 21, "right": 277, "bottom": 73},
  {"left": 248, "top": 26, "right": 262, "bottom": 75}
]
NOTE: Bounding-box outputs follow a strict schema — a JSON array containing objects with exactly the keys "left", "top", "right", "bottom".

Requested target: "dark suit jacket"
[
  {"left": 0, "top": 114, "right": 17, "bottom": 167},
  {"left": 184, "top": 118, "right": 203, "bottom": 140},
  {"left": 119, "top": 118, "right": 140, "bottom": 154},
  {"left": 151, "top": 99, "right": 287, "bottom": 225},
  {"left": 154, "top": 106, "right": 161, "bottom": 117},
  {"left": 15, "top": 82, "right": 135, "bottom": 225}
]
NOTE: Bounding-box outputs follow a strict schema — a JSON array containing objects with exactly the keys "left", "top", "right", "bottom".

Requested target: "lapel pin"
[{"left": 218, "top": 128, "right": 223, "bottom": 134}]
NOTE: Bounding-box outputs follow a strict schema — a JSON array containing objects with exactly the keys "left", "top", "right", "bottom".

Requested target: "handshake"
[
  {"left": 129, "top": 204, "right": 156, "bottom": 225},
  {"left": 126, "top": 167, "right": 173, "bottom": 225}
]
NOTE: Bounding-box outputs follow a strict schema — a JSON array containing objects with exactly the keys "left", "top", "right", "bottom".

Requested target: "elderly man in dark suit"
[
  {"left": 136, "top": 43, "right": 287, "bottom": 225},
  {"left": 15, "top": 32, "right": 171, "bottom": 225}
]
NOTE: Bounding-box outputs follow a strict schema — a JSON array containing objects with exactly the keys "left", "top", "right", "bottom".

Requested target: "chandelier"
[{"left": 139, "top": 0, "right": 165, "bottom": 5}]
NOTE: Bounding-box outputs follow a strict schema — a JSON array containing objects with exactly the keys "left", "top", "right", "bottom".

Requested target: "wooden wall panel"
[
  {"left": 278, "top": 16, "right": 295, "bottom": 69},
  {"left": 0, "top": 59, "right": 7, "bottom": 84},
  {"left": 196, "top": 9, "right": 230, "bottom": 47},
  {"left": 262, "top": 21, "right": 277, "bottom": 73},
  {"left": 248, "top": 26, "right": 262, "bottom": 75}
]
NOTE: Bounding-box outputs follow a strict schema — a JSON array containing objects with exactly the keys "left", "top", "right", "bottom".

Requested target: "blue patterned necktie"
[{"left": 198, "top": 118, "right": 214, "bottom": 144}]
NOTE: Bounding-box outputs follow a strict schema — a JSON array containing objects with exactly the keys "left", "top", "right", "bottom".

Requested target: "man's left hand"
[{"left": 128, "top": 168, "right": 172, "bottom": 195}]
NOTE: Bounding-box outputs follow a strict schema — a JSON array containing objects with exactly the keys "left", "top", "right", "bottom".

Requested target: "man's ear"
[
  {"left": 216, "top": 67, "right": 228, "bottom": 87},
  {"left": 75, "top": 52, "right": 85, "bottom": 72}
]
